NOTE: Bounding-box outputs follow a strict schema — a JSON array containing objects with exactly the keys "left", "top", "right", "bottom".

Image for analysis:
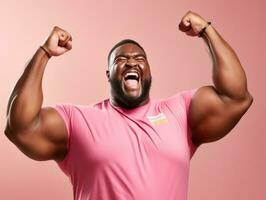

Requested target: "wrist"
[
  {"left": 198, "top": 21, "right": 211, "bottom": 37},
  {"left": 40, "top": 45, "right": 52, "bottom": 59}
]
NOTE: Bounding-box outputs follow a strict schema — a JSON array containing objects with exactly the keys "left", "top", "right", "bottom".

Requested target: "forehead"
[{"left": 110, "top": 43, "right": 146, "bottom": 60}]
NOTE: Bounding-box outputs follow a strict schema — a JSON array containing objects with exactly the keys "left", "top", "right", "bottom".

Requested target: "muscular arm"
[
  {"left": 202, "top": 24, "right": 250, "bottom": 100},
  {"left": 179, "top": 12, "right": 253, "bottom": 146},
  {"left": 4, "top": 26, "right": 72, "bottom": 161},
  {"left": 6, "top": 48, "right": 47, "bottom": 131}
]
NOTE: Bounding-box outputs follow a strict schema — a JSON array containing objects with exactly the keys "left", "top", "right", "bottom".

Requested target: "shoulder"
[
  {"left": 54, "top": 100, "right": 105, "bottom": 110},
  {"left": 159, "top": 88, "right": 199, "bottom": 112},
  {"left": 53, "top": 99, "right": 109, "bottom": 118}
]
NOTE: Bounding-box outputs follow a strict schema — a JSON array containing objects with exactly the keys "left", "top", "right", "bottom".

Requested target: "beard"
[{"left": 109, "top": 77, "right": 152, "bottom": 109}]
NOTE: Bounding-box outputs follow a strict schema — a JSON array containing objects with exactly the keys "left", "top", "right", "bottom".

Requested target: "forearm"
[
  {"left": 6, "top": 47, "right": 49, "bottom": 132},
  {"left": 202, "top": 25, "right": 250, "bottom": 100}
]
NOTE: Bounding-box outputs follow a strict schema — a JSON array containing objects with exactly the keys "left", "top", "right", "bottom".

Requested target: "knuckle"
[{"left": 53, "top": 25, "right": 59, "bottom": 30}]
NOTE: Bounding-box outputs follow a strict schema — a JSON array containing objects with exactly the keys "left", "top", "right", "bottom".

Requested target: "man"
[{"left": 4, "top": 11, "right": 253, "bottom": 200}]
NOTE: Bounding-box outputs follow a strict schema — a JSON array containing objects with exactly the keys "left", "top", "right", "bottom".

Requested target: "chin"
[
  {"left": 123, "top": 89, "right": 142, "bottom": 99},
  {"left": 110, "top": 77, "right": 152, "bottom": 108}
]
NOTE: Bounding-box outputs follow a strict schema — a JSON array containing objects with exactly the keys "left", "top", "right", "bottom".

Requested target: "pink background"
[{"left": 0, "top": 0, "right": 265, "bottom": 199}]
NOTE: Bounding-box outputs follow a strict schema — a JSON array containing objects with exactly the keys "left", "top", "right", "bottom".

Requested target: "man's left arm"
[{"left": 179, "top": 11, "right": 253, "bottom": 146}]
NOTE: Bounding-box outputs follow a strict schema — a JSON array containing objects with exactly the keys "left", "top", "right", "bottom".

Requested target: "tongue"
[{"left": 124, "top": 79, "right": 138, "bottom": 89}]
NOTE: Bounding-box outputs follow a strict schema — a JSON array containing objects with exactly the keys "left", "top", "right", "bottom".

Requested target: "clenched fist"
[
  {"left": 179, "top": 11, "right": 209, "bottom": 37},
  {"left": 42, "top": 26, "right": 72, "bottom": 57}
]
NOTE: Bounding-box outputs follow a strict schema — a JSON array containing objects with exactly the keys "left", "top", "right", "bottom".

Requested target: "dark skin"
[
  {"left": 178, "top": 11, "right": 253, "bottom": 146},
  {"left": 106, "top": 44, "right": 152, "bottom": 109},
  {"left": 4, "top": 26, "right": 71, "bottom": 161},
  {"left": 4, "top": 11, "right": 253, "bottom": 162}
]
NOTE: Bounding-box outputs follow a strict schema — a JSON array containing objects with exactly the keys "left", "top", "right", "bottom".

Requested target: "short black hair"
[{"left": 107, "top": 39, "right": 146, "bottom": 67}]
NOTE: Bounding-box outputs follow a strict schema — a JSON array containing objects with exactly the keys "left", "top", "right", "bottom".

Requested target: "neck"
[{"left": 110, "top": 95, "right": 150, "bottom": 109}]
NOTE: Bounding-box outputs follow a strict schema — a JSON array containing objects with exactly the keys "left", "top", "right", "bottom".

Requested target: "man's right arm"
[{"left": 4, "top": 26, "right": 72, "bottom": 161}]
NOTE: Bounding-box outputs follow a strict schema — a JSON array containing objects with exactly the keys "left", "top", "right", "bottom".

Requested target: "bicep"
[
  {"left": 7, "top": 107, "right": 68, "bottom": 161},
  {"left": 188, "top": 85, "right": 253, "bottom": 146}
]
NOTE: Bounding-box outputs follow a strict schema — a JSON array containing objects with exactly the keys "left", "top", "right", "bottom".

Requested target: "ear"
[{"left": 106, "top": 69, "right": 110, "bottom": 82}]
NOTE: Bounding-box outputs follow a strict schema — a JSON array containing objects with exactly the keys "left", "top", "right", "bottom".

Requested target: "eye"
[
  {"left": 115, "top": 56, "right": 127, "bottom": 63},
  {"left": 135, "top": 56, "right": 146, "bottom": 62}
]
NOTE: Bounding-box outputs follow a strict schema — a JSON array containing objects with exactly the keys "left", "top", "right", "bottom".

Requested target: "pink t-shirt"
[{"left": 54, "top": 88, "right": 198, "bottom": 200}]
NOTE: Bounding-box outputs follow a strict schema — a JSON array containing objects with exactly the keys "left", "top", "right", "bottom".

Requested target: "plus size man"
[{"left": 5, "top": 11, "right": 253, "bottom": 200}]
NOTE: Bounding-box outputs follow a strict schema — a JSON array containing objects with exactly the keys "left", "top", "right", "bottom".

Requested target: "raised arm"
[
  {"left": 178, "top": 11, "right": 253, "bottom": 146},
  {"left": 4, "top": 26, "right": 72, "bottom": 161}
]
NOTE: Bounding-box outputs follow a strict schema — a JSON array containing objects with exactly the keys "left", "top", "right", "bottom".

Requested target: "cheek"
[
  {"left": 143, "top": 66, "right": 151, "bottom": 77},
  {"left": 110, "top": 65, "right": 124, "bottom": 80},
  {"left": 141, "top": 62, "right": 150, "bottom": 71}
]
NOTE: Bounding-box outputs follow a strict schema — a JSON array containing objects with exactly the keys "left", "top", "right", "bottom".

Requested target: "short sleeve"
[
  {"left": 163, "top": 88, "right": 199, "bottom": 158},
  {"left": 180, "top": 88, "right": 199, "bottom": 158},
  {"left": 181, "top": 88, "right": 198, "bottom": 113},
  {"left": 52, "top": 104, "right": 73, "bottom": 169}
]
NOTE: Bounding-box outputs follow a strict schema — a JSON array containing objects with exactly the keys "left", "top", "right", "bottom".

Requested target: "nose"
[{"left": 125, "top": 57, "right": 138, "bottom": 67}]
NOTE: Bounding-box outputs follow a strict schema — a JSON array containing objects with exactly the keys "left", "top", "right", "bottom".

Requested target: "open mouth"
[
  {"left": 123, "top": 71, "right": 141, "bottom": 90},
  {"left": 124, "top": 72, "right": 139, "bottom": 81}
]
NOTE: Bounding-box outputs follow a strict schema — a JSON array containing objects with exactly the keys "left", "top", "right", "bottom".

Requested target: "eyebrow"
[{"left": 113, "top": 53, "right": 147, "bottom": 61}]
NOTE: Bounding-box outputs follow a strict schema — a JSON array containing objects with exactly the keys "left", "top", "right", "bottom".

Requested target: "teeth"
[{"left": 125, "top": 72, "right": 139, "bottom": 79}]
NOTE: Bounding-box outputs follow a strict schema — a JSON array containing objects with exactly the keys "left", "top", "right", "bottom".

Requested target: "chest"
[{"left": 70, "top": 109, "right": 191, "bottom": 170}]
